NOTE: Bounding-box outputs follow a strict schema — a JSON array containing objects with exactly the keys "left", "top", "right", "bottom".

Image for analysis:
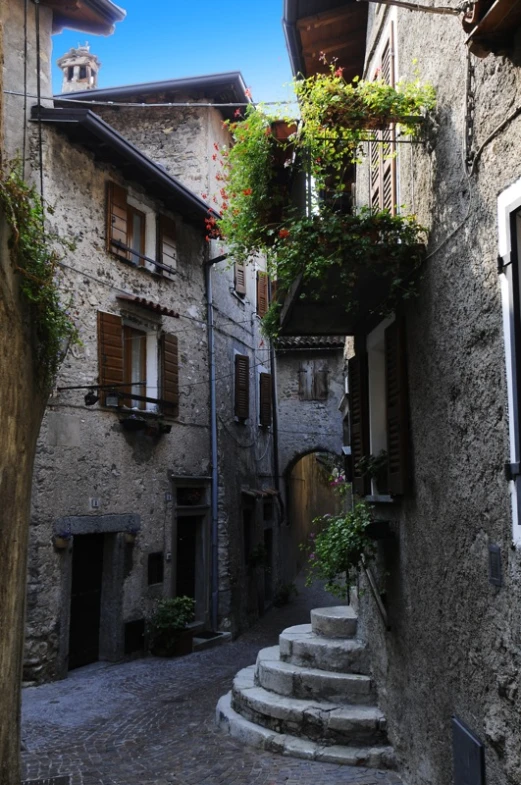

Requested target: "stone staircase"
[{"left": 216, "top": 606, "right": 396, "bottom": 769}]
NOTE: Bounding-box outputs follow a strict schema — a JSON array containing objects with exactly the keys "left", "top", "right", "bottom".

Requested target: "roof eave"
[{"left": 30, "top": 106, "right": 215, "bottom": 225}]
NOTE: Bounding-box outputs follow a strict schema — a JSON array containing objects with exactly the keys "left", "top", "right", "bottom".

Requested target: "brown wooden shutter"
[
  {"left": 313, "top": 362, "right": 328, "bottom": 401},
  {"left": 161, "top": 333, "right": 179, "bottom": 417},
  {"left": 385, "top": 319, "right": 409, "bottom": 495},
  {"left": 257, "top": 272, "right": 269, "bottom": 317},
  {"left": 299, "top": 361, "right": 313, "bottom": 400},
  {"left": 235, "top": 262, "right": 246, "bottom": 295},
  {"left": 235, "top": 354, "right": 249, "bottom": 419},
  {"left": 98, "top": 311, "right": 123, "bottom": 406},
  {"left": 349, "top": 354, "right": 370, "bottom": 496},
  {"left": 158, "top": 215, "right": 176, "bottom": 279},
  {"left": 369, "top": 26, "right": 396, "bottom": 214},
  {"left": 106, "top": 182, "right": 128, "bottom": 256},
  {"left": 259, "top": 372, "right": 272, "bottom": 427}
]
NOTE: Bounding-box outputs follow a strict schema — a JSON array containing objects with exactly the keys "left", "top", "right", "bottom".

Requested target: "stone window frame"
[{"left": 498, "top": 177, "right": 521, "bottom": 546}]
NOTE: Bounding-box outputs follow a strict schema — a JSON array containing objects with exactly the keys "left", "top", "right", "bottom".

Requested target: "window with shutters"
[
  {"left": 97, "top": 310, "right": 179, "bottom": 417},
  {"left": 256, "top": 271, "right": 269, "bottom": 317},
  {"left": 298, "top": 361, "right": 328, "bottom": 401},
  {"left": 106, "top": 181, "right": 177, "bottom": 279},
  {"left": 259, "top": 372, "right": 272, "bottom": 427},
  {"left": 235, "top": 354, "right": 250, "bottom": 421},
  {"left": 369, "top": 25, "right": 397, "bottom": 215},
  {"left": 234, "top": 262, "right": 247, "bottom": 296},
  {"left": 348, "top": 316, "right": 409, "bottom": 497}
]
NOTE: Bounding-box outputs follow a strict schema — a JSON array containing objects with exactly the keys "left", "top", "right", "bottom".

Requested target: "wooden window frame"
[
  {"left": 235, "top": 354, "right": 250, "bottom": 421},
  {"left": 259, "top": 372, "right": 273, "bottom": 427},
  {"left": 127, "top": 204, "right": 146, "bottom": 267},
  {"left": 256, "top": 271, "right": 269, "bottom": 317},
  {"left": 235, "top": 261, "right": 247, "bottom": 296}
]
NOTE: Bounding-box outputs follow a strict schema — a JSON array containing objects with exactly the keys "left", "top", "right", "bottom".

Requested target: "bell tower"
[{"left": 57, "top": 44, "right": 101, "bottom": 93}]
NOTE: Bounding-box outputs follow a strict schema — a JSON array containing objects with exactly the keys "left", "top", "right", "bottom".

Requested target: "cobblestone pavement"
[{"left": 22, "top": 580, "right": 402, "bottom": 785}]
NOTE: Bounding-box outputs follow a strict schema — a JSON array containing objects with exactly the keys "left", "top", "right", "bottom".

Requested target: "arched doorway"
[{"left": 285, "top": 450, "right": 343, "bottom": 578}]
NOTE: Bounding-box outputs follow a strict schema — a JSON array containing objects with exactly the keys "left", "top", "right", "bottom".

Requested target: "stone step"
[
  {"left": 255, "top": 646, "right": 374, "bottom": 704},
  {"left": 232, "top": 666, "right": 387, "bottom": 747},
  {"left": 310, "top": 606, "right": 358, "bottom": 639},
  {"left": 279, "top": 625, "right": 370, "bottom": 674},
  {"left": 216, "top": 691, "right": 397, "bottom": 769}
]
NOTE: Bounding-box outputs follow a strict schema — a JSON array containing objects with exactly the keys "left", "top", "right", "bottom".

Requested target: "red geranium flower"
[
  {"left": 243, "top": 188, "right": 252, "bottom": 196},
  {"left": 278, "top": 228, "right": 290, "bottom": 239}
]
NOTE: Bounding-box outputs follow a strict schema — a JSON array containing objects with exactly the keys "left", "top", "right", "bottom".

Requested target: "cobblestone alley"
[{"left": 21, "top": 580, "right": 402, "bottom": 785}]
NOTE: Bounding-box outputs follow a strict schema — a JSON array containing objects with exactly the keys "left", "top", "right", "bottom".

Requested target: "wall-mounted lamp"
[
  {"left": 84, "top": 389, "right": 100, "bottom": 406},
  {"left": 105, "top": 391, "right": 120, "bottom": 407}
]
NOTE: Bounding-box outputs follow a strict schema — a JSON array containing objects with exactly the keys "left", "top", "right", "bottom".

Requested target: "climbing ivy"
[{"left": 0, "top": 162, "right": 80, "bottom": 389}]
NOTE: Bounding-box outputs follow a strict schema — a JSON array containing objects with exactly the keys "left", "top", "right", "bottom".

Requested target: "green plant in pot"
[
  {"left": 355, "top": 450, "right": 389, "bottom": 495},
  {"left": 301, "top": 501, "right": 376, "bottom": 599},
  {"left": 147, "top": 596, "right": 195, "bottom": 657}
]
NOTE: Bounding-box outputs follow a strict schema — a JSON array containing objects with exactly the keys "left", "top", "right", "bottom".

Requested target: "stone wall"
[{"left": 354, "top": 7, "right": 521, "bottom": 785}]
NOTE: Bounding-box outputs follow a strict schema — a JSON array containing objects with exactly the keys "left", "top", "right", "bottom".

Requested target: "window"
[
  {"left": 349, "top": 317, "right": 409, "bottom": 496},
  {"left": 259, "top": 372, "right": 272, "bottom": 427},
  {"left": 235, "top": 354, "right": 250, "bottom": 420},
  {"left": 98, "top": 310, "right": 179, "bottom": 416},
  {"left": 67, "top": 66, "right": 74, "bottom": 81},
  {"left": 147, "top": 552, "right": 164, "bottom": 586},
  {"left": 106, "top": 182, "right": 176, "bottom": 278},
  {"left": 256, "top": 271, "right": 269, "bottom": 317},
  {"left": 235, "top": 261, "right": 246, "bottom": 296},
  {"left": 299, "top": 361, "right": 328, "bottom": 400},
  {"left": 370, "top": 25, "right": 397, "bottom": 214},
  {"left": 79, "top": 65, "right": 87, "bottom": 80}
]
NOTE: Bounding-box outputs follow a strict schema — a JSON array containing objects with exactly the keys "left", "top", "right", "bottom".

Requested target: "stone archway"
[{"left": 283, "top": 450, "right": 342, "bottom": 580}]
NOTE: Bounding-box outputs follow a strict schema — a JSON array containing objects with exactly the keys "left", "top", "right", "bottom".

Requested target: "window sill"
[
  {"left": 230, "top": 288, "right": 248, "bottom": 305},
  {"left": 365, "top": 494, "right": 394, "bottom": 504},
  {"left": 111, "top": 251, "right": 175, "bottom": 281}
]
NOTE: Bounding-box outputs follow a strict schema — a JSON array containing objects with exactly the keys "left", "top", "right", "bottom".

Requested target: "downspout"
[
  {"left": 205, "top": 253, "right": 227, "bottom": 631},
  {"left": 268, "top": 281, "right": 280, "bottom": 497}
]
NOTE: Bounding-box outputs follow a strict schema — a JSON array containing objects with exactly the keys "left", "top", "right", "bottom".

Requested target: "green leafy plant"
[
  {"left": 147, "top": 596, "right": 195, "bottom": 655},
  {"left": 0, "top": 161, "right": 80, "bottom": 389},
  {"left": 273, "top": 581, "right": 298, "bottom": 607},
  {"left": 294, "top": 61, "right": 435, "bottom": 189},
  {"left": 260, "top": 205, "right": 426, "bottom": 337},
  {"left": 355, "top": 450, "right": 389, "bottom": 493},
  {"left": 301, "top": 501, "right": 376, "bottom": 598}
]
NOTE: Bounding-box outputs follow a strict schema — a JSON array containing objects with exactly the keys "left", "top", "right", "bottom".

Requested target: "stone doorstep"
[
  {"left": 216, "top": 691, "right": 397, "bottom": 770},
  {"left": 231, "top": 666, "right": 387, "bottom": 746},
  {"left": 192, "top": 630, "right": 232, "bottom": 653},
  {"left": 22, "top": 778, "right": 71, "bottom": 785},
  {"left": 255, "top": 646, "right": 374, "bottom": 704},
  {"left": 279, "top": 625, "right": 370, "bottom": 675},
  {"left": 310, "top": 606, "right": 358, "bottom": 639}
]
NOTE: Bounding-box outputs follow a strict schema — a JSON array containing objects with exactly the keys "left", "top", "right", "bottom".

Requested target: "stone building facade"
[
  {"left": 23, "top": 67, "right": 281, "bottom": 679},
  {"left": 283, "top": 1, "right": 521, "bottom": 783}
]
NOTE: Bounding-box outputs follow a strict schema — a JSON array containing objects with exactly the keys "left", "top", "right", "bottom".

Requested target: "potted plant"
[
  {"left": 355, "top": 450, "right": 389, "bottom": 495},
  {"left": 301, "top": 501, "right": 376, "bottom": 599},
  {"left": 147, "top": 596, "right": 195, "bottom": 657}
]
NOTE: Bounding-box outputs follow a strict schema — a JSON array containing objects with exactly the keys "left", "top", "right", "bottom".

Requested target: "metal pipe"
[
  {"left": 356, "top": 0, "right": 467, "bottom": 15},
  {"left": 361, "top": 554, "right": 391, "bottom": 630},
  {"left": 205, "top": 254, "right": 227, "bottom": 630}
]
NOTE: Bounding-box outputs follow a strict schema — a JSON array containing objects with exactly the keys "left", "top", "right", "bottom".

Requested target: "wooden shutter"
[
  {"left": 98, "top": 311, "right": 123, "bottom": 406},
  {"left": 385, "top": 319, "right": 409, "bottom": 495},
  {"left": 349, "top": 354, "right": 370, "bottom": 496},
  {"left": 161, "top": 333, "right": 179, "bottom": 417},
  {"left": 235, "top": 354, "right": 250, "bottom": 419},
  {"left": 369, "top": 26, "right": 397, "bottom": 215},
  {"left": 259, "top": 372, "right": 272, "bottom": 427},
  {"left": 158, "top": 215, "right": 177, "bottom": 279},
  {"left": 299, "top": 362, "right": 313, "bottom": 400},
  {"left": 106, "top": 182, "right": 128, "bottom": 256},
  {"left": 257, "top": 271, "right": 269, "bottom": 317},
  {"left": 313, "top": 362, "right": 328, "bottom": 400},
  {"left": 235, "top": 262, "right": 246, "bottom": 295}
]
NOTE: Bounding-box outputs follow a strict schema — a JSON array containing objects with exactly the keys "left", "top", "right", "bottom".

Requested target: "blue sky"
[{"left": 51, "top": 0, "right": 295, "bottom": 105}]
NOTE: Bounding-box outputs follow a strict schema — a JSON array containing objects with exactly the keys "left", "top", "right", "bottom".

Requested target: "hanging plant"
[
  {"left": 260, "top": 204, "right": 426, "bottom": 337},
  {"left": 294, "top": 62, "right": 435, "bottom": 188},
  {"left": 214, "top": 105, "right": 297, "bottom": 262},
  {"left": 0, "top": 161, "right": 80, "bottom": 389}
]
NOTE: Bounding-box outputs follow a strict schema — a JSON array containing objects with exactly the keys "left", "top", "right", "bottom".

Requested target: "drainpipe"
[
  {"left": 268, "top": 281, "right": 280, "bottom": 497},
  {"left": 205, "top": 254, "right": 227, "bottom": 631}
]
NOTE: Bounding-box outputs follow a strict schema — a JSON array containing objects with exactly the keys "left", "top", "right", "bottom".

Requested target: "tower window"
[
  {"left": 67, "top": 66, "right": 74, "bottom": 81},
  {"left": 79, "top": 65, "right": 87, "bottom": 79}
]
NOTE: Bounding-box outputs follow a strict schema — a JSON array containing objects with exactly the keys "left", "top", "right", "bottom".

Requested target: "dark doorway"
[
  {"left": 176, "top": 516, "right": 199, "bottom": 599},
  {"left": 264, "top": 528, "right": 273, "bottom": 605},
  {"left": 68, "top": 533, "right": 104, "bottom": 670}
]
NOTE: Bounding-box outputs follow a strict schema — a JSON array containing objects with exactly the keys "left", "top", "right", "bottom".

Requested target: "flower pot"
[{"left": 151, "top": 628, "right": 193, "bottom": 657}]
